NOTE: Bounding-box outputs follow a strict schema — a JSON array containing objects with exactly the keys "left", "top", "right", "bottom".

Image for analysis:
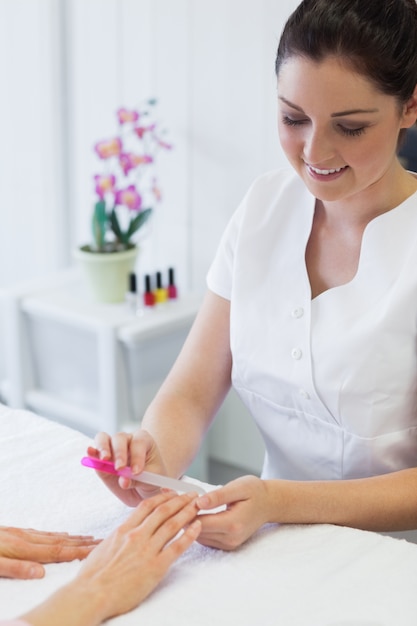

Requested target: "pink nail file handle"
[{"left": 81, "top": 456, "right": 206, "bottom": 495}]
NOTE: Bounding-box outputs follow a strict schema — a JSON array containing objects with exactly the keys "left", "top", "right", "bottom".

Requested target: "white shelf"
[{"left": 1, "top": 270, "right": 202, "bottom": 435}]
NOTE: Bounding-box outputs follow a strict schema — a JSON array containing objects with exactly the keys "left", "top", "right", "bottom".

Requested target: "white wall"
[
  {"left": 0, "top": 0, "right": 299, "bottom": 293},
  {"left": 0, "top": 0, "right": 70, "bottom": 287}
]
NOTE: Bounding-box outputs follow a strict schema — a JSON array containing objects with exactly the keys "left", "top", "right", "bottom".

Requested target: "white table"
[{"left": 1, "top": 404, "right": 417, "bottom": 625}]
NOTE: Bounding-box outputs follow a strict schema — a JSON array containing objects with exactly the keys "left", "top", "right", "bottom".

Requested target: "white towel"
[{"left": 1, "top": 405, "right": 417, "bottom": 625}]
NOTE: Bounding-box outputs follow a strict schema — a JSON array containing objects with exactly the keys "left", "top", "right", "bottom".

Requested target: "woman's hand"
[
  {"left": 88, "top": 429, "right": 168, "bottom": 506},
  {"left": 77, "top": 491, "right": 201, "bottom": 620},
  {"left": 195, "top": 475, "right": 271, "bottom": 550},
  {"left": 0, "top": 526, "right": 99, "bottom": 579},
  {"left": 20, "top": 492, "right": 201, "bottom": 626}
]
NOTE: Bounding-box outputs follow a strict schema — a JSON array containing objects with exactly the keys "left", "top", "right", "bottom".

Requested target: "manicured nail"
[
  {"left": 189, "top": 520, "right": 202, "bottom": 535},
  {"left": 196, "top": 495, "right": 209, "bottom": 508},
  {"left": 29, "top": 565, "right": 44, "bottom": 579}
]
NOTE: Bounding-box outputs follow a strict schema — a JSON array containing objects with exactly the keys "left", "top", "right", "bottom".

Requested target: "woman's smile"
[{"left": 306, "top": 163, "right": 349, "bottom": 180}]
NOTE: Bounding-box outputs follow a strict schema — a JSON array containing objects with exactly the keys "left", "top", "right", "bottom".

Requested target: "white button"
[
  {"left": 299, "top": 389, "right": 310, "bottom": 399},
  {"left": 292, "top": 307, "right": 304, "bottom": 319},
  {"left": 291, "top": 347, "right": 302, "bottom": 360}
]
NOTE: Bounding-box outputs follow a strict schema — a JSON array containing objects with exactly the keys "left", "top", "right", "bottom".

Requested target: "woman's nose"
[{"left": 303, "top": 126, "right": 335, "bottom": 164}]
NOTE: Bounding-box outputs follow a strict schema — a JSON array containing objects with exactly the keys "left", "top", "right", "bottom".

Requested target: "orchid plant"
[{"left": 88, "top": 99, "right": 172, "bottom": 253}]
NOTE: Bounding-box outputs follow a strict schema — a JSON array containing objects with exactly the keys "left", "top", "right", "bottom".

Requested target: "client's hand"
[
  {"left": 0, "top": 526, "right": 99, "bottom": 579},
  {"left": 77, "top": 490, "right": 201, "bottom": 618},
  {"left": 20, "top": 491, "right": 201, "bottom": 626}
]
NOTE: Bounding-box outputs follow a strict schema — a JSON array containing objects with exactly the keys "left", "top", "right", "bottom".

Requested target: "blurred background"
[{"left": 0, "top": 0, "right": 299, "bottom": 293}]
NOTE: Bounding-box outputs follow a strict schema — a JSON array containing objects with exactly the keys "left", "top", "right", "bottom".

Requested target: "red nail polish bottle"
[{"left": 143, "top": 274, "right": 155, "bottom": 307}]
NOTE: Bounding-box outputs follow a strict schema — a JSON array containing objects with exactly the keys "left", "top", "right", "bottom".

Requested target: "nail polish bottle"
[
  {"left": 143, "top": 274, "right": 155, "bottom": 307},
  {"left": 154, "top": 271, "right": 168, "bottom": 304},
  {"left": 126, "top": 272, "right": 138, "bottom": 314},
  {"left": 167, "top": 267, "right": 178, "bottom": 299}
]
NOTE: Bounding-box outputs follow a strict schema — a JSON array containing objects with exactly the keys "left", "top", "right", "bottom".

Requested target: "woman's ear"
[{"left": 401, "top": 84, "right": 417, "bottom": 128}]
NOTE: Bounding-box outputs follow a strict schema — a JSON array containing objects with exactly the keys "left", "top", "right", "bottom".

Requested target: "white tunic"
[{"left": 207, "top": 168, "right": 417, "bottom": 482}]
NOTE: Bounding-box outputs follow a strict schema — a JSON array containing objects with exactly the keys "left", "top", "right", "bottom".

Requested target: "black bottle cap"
[
  {"left": 129, "top": 272, "right": 137, "bottom": 293},
  {"left": 144, "top": 274, "right": 152, "bottom": 292},
  {"left": 168, "top": 267, "right": 175, "bottom": 285},
  {"left": 156, "top": 271, "right": 163, "bottom": 288}
]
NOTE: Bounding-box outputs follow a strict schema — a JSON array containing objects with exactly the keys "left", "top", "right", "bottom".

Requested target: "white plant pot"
[{"left": 74, "top": 245, "right": 139, "bottom": 303}]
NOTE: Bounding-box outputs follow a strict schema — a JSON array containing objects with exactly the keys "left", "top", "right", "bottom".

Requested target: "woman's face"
[{"left": 277, "top": 55, "right": 417, "bottom": 206}]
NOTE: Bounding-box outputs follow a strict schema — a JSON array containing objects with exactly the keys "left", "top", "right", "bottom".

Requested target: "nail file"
[{"left": 81, "top": 456, "right": 206, "bottom": 495}]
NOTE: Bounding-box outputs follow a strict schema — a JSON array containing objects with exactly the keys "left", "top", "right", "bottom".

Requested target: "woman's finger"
[
  {"left": 195, "top": 482, "right": 244, "bottom": 512},
  {"left": 129, "top": 430, "right": 157, "bottom": 475},
  {"left": 0, "top": 527, "right": 95, "bottom": 542},
  {"left": 110, "top": 432, "right": 133, "bottom": 469},
  {"left": 0, "top": 556, "right": 45, "bottom": 580},
  {"left": 93, "top": 432, "right": 113, "bottom": 460},
  {"left": 119, "top": 491, "right": 180, "bottom": 532},
  {"left": 161, "top": 519, "right": 201, "bottom": 563}
]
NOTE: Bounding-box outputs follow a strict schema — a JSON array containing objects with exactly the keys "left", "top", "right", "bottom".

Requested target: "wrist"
[
  {"left": 65, "top": 578, "right": 110, "bottom": 625},
  {"left": 264, "top": 478, "right": 352, "bottom": 526},
  {"left": 263, "top": 479, "right": 292, "bottom": 524},
  {"left": 263, "top": 479, "right": 326, "bottom": 525},
  {"left": 21, "top": 579, "right": 108, "bottom": 626}
]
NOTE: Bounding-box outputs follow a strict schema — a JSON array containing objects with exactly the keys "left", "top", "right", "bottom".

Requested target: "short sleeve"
[
  {"left": 206, "top": 207, "right": 241, "bottom": 300},
  {"left": 206, "top": 169, "right": 294, "bottom": 300}
]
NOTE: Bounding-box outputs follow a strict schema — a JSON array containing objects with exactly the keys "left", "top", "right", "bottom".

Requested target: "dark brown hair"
[{"left": 276, "top": 0, "right": 417, "bottom": 105}]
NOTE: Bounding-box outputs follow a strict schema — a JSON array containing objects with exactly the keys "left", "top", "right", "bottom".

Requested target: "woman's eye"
[
  {"left": 281, "top": 114, "right": 366, "bottom": 137},
  {"left": 339, "top": 125, "right": 365, "bottom": 137},
  {"left": 281, "top": 115, "right": 307, "bottom": 127}
]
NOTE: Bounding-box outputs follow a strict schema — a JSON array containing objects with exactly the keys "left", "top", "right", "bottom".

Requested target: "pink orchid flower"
[
  {"left": 117, "top": 108, "right": 140, "bottom": 124},
  {"left": 94, "top": 137, "right": 122, "bottom": 159},
  {"left": 119, "top": 153, "right": 153, "bottom": 175},
  {"left": 94, "top": 174, "right": 116, "bottom": 199},
  {"left": 134, "top": 123, "right": 156, "bottom": 139},
  {"left": 115, "top": 185, "right": 142, "bottom": 211}
]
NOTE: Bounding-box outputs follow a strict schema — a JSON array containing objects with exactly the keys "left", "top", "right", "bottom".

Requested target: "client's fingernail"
[
  {"left": 196, "top": 495, "right": 209, "bottom": 508},
  {"left": 29, "top": 565, "right": 44, "bottom": 579},
  {"left": 189, "top": 519, "right": 202, "bottom": 535}
]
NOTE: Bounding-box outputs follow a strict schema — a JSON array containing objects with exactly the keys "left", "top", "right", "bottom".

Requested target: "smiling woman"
[{"left": 91, "top": 0, "right": 417, "bottom": 551}]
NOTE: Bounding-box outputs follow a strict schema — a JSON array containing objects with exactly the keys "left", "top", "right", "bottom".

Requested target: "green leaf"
[
  {"left": 91, "top": 200, "right": 107, "bottom": 249},
  {"left": 109, "top": 208, "right": 125, "bottom": 244},
  {"left": 126, "top": 208, "right": 153, "bottom": 239}
]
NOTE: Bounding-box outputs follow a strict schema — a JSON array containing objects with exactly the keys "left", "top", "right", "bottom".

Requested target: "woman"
[
  {"left": 1, "top": 492, "right": 201, "bottom": 626},
  {"left": 92, "top": 0, "right": 417, "bottom": 549}
]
